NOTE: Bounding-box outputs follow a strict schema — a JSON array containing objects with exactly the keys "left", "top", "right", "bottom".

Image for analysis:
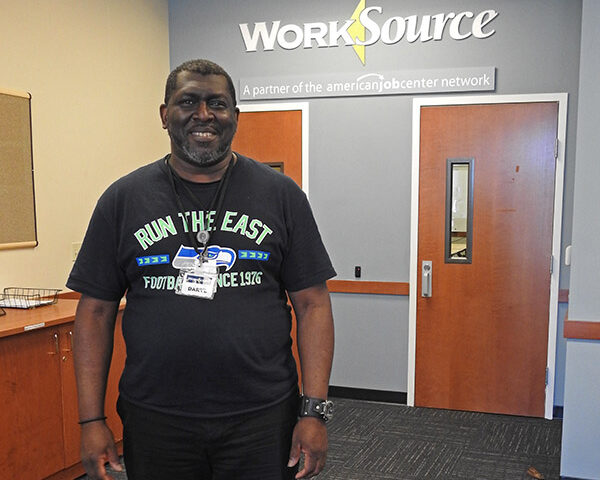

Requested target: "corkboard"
[{"left": 0, "top": 88, "right": 37, "bottom": 250}]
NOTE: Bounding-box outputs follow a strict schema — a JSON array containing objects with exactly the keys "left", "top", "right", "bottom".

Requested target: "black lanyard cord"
[{"left": 165, "top": 154, "right": 235, "bottom": 256}]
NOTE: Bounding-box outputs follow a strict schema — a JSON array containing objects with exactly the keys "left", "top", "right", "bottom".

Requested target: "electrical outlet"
[{"left": 71, "top": 242, "right": 82, "bottom": 262}]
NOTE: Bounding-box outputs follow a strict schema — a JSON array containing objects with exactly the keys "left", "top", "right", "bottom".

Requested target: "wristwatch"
[{"left": 298, "top": 395, "right": 334, "bottom": 423}]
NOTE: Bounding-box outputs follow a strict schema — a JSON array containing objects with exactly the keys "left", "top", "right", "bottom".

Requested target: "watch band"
[{"left": 298, "top": 395, "right": 334, "bottom": 423}]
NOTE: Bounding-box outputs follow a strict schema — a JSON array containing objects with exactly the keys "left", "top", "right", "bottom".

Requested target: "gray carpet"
[
  {"left": 79, "top": 397, "right": 562, "bottom": 479},
  {"left": 322, "top": 398, "right": 561, "bottom": 480}
]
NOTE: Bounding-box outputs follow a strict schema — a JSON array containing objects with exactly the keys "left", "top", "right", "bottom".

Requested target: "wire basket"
[{"left": 0, "top": 287, "right": 61, "bottom": 309}]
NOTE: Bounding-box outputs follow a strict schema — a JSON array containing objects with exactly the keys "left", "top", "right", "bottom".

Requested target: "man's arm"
[
  {"left": 287, "top": 282, "right": 334, "bottom": 479},
  {"left": 73, "top": 295, "right": 123, "bottom": 480}
]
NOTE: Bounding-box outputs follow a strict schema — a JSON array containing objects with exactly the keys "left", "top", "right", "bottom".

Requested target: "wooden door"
[
  {"left": 415, "top": 102, "right": 558, "bottom": 417},
  {"left": 232, "top": 110, "right": 302, "bottom": 185},
  {"left": 0, "top": 329, "right": 65, "bottom": 480},
  {"left": 232, "top": 109, "right": 304, "bottom": 386}
]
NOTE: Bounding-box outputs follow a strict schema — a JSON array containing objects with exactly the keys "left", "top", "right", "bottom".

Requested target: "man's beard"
[{"left": 169, "top": 130, "right": 231, "bottom": 169}]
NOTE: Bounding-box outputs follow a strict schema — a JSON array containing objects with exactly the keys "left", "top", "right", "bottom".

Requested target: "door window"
[{"left": 445, "top": 158, "right": 474, "bottom": 263}]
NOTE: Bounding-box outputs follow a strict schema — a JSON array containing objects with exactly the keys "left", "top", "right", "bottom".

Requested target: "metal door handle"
[
  {"left": 422, "top": 261, "right": 432, "bottom": 297},
  {"left": 62, "top": 331, "right": 73, "bottom": 352}
]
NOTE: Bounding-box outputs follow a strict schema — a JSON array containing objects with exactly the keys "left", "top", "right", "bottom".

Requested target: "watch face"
[{"left": 322, "top": 400, "right": 334, "bottom": 421}]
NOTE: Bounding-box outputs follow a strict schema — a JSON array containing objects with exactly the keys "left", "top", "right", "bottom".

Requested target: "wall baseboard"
[
  {"left": 553, "top": 406, "right": 564, "bottom": 419},
  {"left": 329, "top": 387, "right": 565, "bottom": 418},
  {"left": 328, "top": 386, "right": 407, "bottom": 404}
]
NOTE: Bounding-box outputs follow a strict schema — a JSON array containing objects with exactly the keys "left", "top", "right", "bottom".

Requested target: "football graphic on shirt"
[{"left": 172, "top": 245, "right": 236, "bottom": 271}]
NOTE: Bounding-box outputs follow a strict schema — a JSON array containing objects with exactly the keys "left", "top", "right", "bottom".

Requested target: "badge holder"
[
  {"left": 175, "top": 231, "right": 218, "bottom": 300},
  {"left": 176, "top": 255, "right": 219, "bottom": 300}
]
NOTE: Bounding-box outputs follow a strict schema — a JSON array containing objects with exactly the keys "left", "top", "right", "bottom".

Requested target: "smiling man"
[
  {"left": 161, "top": 70, "right": 238, "bottom": 173},
  {"left": 67, "top": 59, "right": 336, "bottom": 480}
]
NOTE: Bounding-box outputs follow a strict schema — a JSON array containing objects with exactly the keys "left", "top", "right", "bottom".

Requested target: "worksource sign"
[
  {"left": 239, "top": 3, "right": 498, "bottom": 66},
  {"left": 240, "top": 67, "right": 495, "bottom": 101}
]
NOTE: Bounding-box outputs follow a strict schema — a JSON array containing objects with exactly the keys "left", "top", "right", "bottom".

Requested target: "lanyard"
[{"left": 165, "top": 154, "right": 235, "bottom": 257}]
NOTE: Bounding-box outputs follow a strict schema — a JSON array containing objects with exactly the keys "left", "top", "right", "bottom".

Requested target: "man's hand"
[
  {"left": 288, "top": 417, "right": 328, "bottom": 478},
  {"left": 80, "top": 422, "right": 123, "bottom": 480}
]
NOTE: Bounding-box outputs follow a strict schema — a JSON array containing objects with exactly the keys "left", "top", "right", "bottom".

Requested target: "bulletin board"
[{"left": 0, "top": 88, "right": 37, "bottom": 250}]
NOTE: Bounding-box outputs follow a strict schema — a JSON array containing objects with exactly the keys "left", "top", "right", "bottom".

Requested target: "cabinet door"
[
  {"left": 0, "top": 329, "right": 65, "bottom": 480},
  {"left": 61, "top": 313, "right": 126, "bottom": 467},
  {"left": 59, "top": 323, "right": 79, "bottom": 467}
]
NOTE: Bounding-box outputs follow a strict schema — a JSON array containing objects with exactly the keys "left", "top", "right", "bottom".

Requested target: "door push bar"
[{"left": 422, "top": 261, "right": 432, "bottom": 297}]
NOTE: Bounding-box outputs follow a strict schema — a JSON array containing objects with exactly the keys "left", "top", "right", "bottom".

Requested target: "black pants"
[{"left": 117, "top": 395, "right": 299, "bottom": 480}]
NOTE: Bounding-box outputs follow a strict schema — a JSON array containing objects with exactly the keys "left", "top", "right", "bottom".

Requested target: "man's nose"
[{"left": 194, "top": 102, "right": 213, "bottom": 121}]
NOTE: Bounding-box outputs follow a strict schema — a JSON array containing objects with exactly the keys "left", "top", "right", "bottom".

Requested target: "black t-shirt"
[{"left": 67, "top": 154, "right": 336, "bottom": 417}]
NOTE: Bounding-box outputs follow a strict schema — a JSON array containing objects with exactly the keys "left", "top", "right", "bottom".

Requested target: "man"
[{"left": 67, "top": 59, "right": 336, "bottom": 480}]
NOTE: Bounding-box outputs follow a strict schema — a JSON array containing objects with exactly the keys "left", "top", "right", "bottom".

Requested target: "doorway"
[
  {"left": 234, "top": 102, "right": 309, "bottom": 194},
  {"left": 408, "top": 94, "right": 568, "bottom": 419}
]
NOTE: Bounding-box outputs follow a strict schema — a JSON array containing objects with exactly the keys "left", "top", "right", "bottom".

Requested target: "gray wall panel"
[
  {"left": 329, "top": 294, "right": 408, "bottom": 391},
  {"left": 309, "top": 97, "right": 412, "bottom": 281}
]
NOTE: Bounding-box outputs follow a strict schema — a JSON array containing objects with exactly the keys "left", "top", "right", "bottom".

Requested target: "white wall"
[
  {"left": 0, "top": 0, "right": 171, "bottom": 290},
  {"left": 562, "top": 341, "right": 600, "bottom": 478}
]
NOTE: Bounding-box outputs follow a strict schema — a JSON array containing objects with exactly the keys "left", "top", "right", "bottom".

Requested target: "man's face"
[{"left": 160, "top": 72, "right": 239, "bottom": 169}]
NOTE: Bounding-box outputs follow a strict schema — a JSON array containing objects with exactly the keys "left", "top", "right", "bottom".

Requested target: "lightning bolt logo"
[{"left": 349, "top": 0, "right": 366, "bottom": 65}]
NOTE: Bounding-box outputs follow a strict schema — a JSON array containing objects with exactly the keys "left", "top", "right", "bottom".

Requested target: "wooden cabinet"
[
  {"left": 0, "top": 301, "right": 125, "bottom": 480},
  {"left": 0, "top": 326, "right": 66, "bottom": 479}
]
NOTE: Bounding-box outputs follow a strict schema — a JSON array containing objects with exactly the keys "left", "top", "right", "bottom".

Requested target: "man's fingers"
[
  {"left": 107, "top": 446, "right": 123, "bottom": 472},
  {"left": 295, "top": 453, "right": 322, "bottom": 479},
  {"left": 288, "top": 440, "right": 301, "bottom": 467},
  {"left": 88, "top": 458, "right": 112, "bottom": 480},
  {"left": 295, "top": 461, "right": 312, "bottom": 478},
  {"left": 108, "top": 459, "right": 123, "bottom": 472}
]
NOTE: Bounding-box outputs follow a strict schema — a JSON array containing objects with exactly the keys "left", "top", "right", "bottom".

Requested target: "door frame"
[
  {"left": 407, "top": 93, "right": 568, "bottom": 419},
  {"left": 237, "top": 102, "right": 310, "bottom": 196}
]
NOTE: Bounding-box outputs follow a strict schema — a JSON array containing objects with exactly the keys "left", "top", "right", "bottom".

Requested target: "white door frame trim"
[
  {"left": 408, "top": 93, "right": 568, "bottom": 419},
  {"left": 237, "top": 102, "right": 310, "bottom": 196}
]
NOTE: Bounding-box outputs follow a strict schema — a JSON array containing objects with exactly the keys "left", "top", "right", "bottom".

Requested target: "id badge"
[{"left": 176, "top": 258, "right": 219, "bottom": 300}]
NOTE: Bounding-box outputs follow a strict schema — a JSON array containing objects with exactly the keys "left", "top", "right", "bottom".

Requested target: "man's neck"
[{"left": 168, "top": 153, "right": 235, "bottom": 183}]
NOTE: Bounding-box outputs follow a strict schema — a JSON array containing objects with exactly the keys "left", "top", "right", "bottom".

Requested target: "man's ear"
[
  {"left": 159, "top": 104, "right": 168, "bottom": 129},
  {"left": 232, "top": 107, "right": 240, "bottom": 134}
]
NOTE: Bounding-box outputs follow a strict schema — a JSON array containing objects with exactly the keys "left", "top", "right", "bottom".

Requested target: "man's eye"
[{"left": 208, "top": 100, "right": 227, "bottom": 108}]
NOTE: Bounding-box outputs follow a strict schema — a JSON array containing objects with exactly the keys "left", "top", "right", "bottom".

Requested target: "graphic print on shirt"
[
  {"left": 172, "top": 245, "right": 237, "bottom": 271},
  {"left": 133, "top": 210, "right": 273, "bottom": 250},
  {"left": 133, "top": 210, "right": 274, "bottom": 292}
]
